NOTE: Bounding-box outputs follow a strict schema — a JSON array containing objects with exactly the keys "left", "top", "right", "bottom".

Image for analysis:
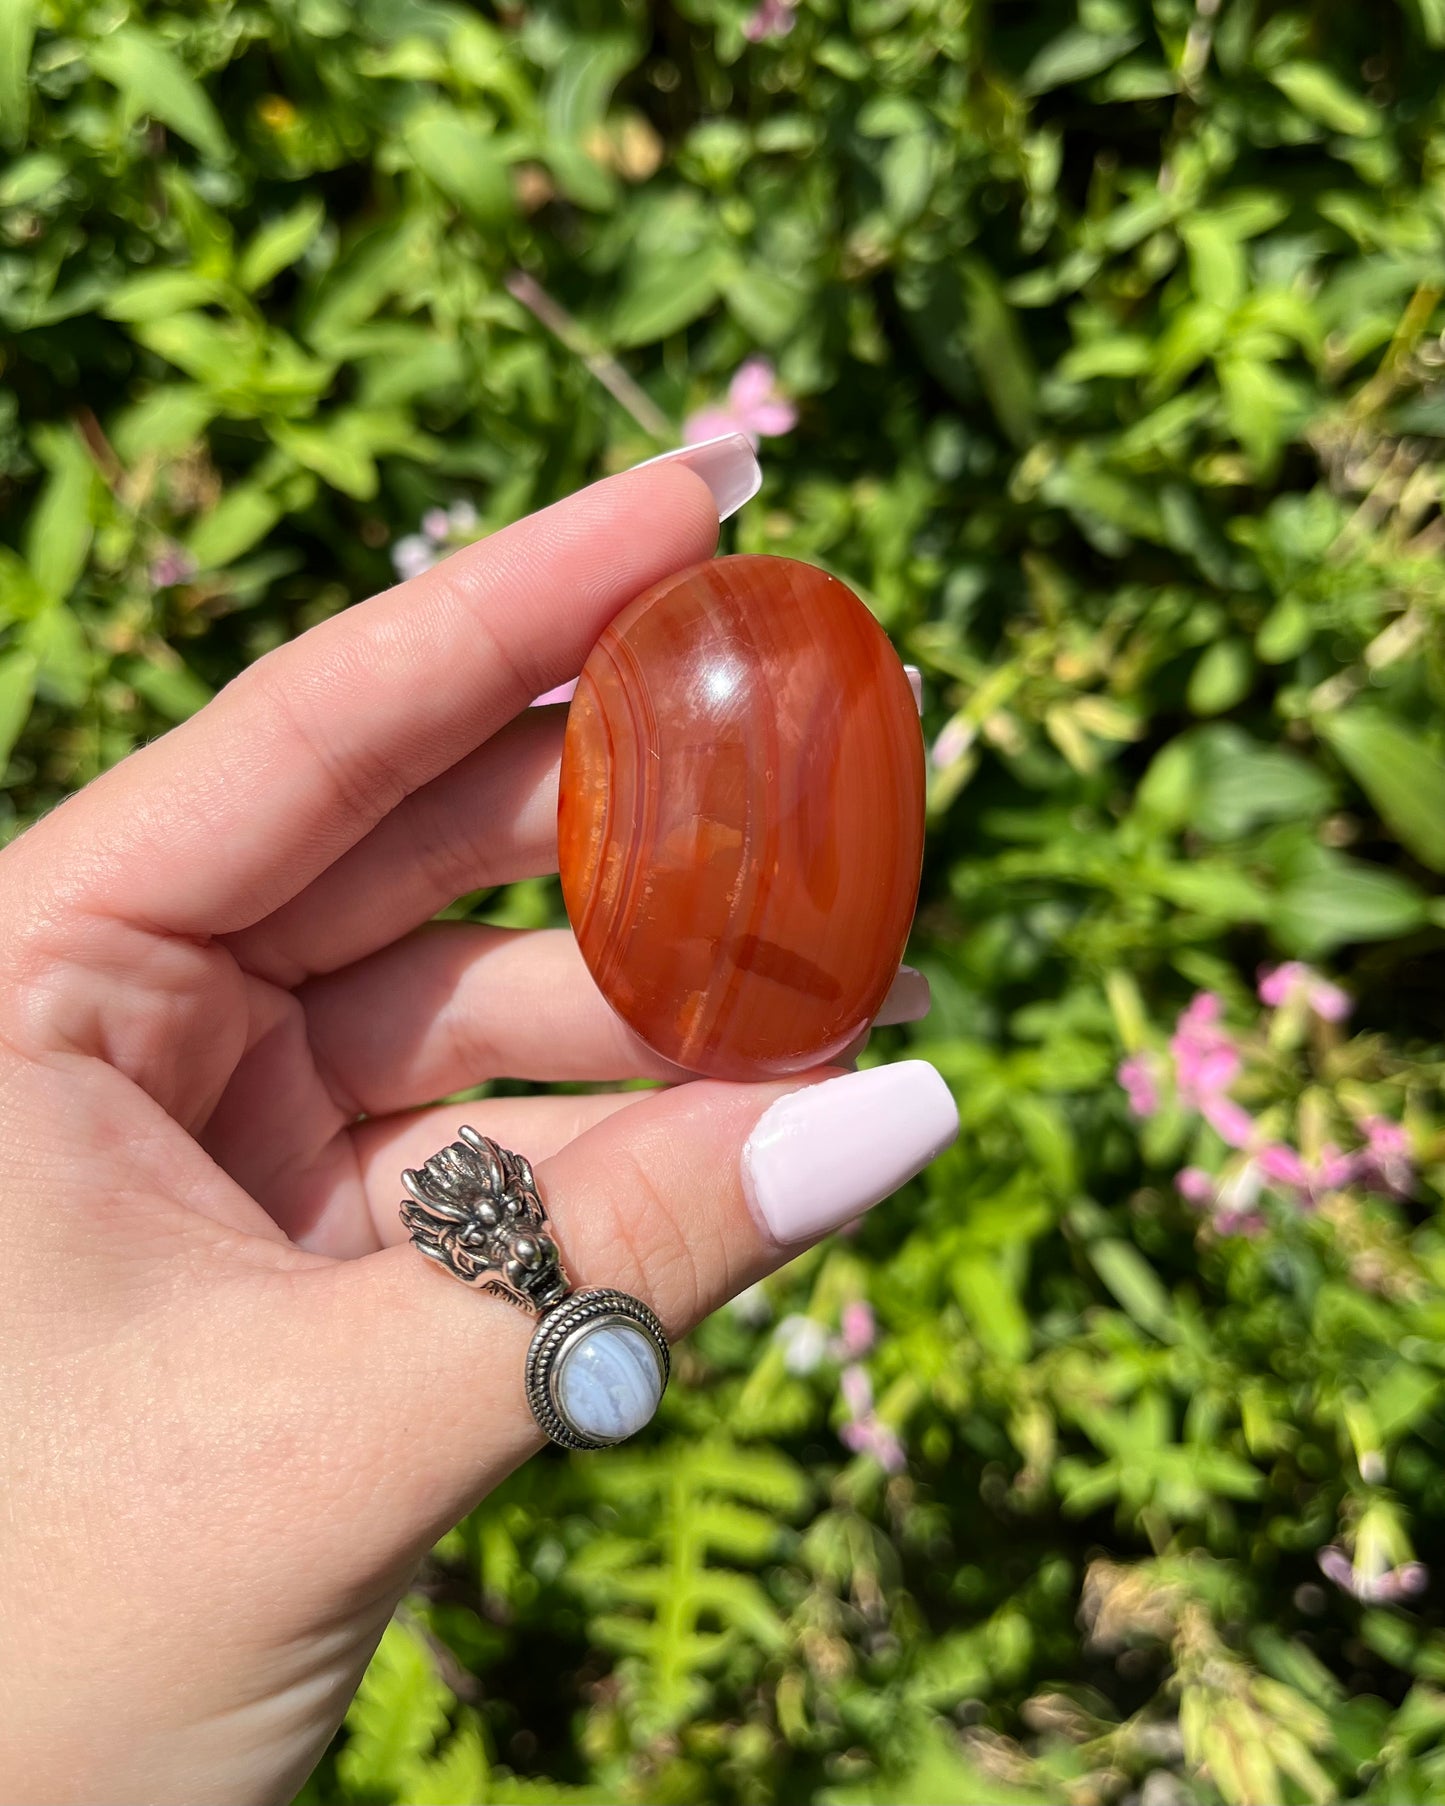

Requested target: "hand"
[{"left": 0, "top": 443, "right": 957, "bottom": 1805}]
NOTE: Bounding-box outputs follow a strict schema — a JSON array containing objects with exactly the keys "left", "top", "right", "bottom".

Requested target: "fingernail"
[
  {"left": 530, "top": 677, "right": 578, "bottom": 708},
  {"left": 873, "top": 965, "right": 931, "bottom": 1026},
  {"left": 904, "top": 665, "right": 923, "bottom": 713},
  {"left": 630, "top": 433, "right": 762, "bottom": 522},
  {"left": 743, "top": 1061, "right": 958, "bottom": 1246}
]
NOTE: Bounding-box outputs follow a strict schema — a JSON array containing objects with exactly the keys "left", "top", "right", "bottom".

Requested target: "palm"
[{"left": 1, "top": 464, "right": 731, "bottom": 1804}]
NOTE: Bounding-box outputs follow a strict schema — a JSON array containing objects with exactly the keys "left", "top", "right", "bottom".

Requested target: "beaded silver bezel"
[{"left": 524, "top": 1287, "right": 671, "bottom": 1452}]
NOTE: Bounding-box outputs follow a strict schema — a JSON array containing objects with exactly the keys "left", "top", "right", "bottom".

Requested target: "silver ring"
[{"left": 399, "top": 1126, "right": 670, "bottom": 1451}]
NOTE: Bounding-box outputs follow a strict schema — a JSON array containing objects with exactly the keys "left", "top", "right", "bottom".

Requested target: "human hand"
[{"left": 0, "top": 441, "right": 957, "bottom": 1805}]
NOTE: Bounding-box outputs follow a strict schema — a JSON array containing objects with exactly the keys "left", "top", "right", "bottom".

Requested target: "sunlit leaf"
[{"left": 88, "top": 26, "right": 230, "bottom": 162}]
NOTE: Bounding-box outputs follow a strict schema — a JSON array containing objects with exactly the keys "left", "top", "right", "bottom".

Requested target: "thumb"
[{"left": 294, "top": 1062, "right": 957, "bottom": 1558}]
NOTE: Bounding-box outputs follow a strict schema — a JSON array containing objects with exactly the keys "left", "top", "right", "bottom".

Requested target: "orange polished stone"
[{"left": 558, "top": 554, "right": 925, "bottom": 1080}]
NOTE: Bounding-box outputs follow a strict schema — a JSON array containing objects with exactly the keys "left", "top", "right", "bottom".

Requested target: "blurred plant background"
[{"left": 5, "top": 0, "right": 1445, "bottom": 1799}]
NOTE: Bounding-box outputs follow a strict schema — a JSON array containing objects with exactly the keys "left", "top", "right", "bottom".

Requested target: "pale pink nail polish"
[
  {"left": 630, "top": 433, "right": 762, "bottom": 522},
  {"left": 873, "top": 964, "right": 930, "bottom": 1026},
  {"left": 742, "top": 1061, "right": 958, "bottom": 1246}
]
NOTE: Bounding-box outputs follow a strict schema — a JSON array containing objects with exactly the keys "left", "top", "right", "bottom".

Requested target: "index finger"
[{"left": 13, "top": 438, "right": 757, "bottom": 938}]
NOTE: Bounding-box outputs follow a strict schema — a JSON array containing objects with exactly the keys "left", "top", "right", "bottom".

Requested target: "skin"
[{"left": 0, "top": 464, "right": 852, "bottom": 1804}]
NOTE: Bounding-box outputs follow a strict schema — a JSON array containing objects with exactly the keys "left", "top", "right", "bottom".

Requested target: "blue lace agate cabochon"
[{"left": 553, "top": 1320, "right": 665, "bottom": 1444}]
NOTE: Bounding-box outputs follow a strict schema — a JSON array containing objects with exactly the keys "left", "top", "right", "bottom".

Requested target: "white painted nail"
[
  {"left": 904, "top": 665, "right": 923, "bottom": 713},
  {"left": 629, "top": 432, "right": 762, "bottom": 522},
  {"left": 873, "top": 965, "right": 931, "bottom": 1026},
  {"left": 742, "top": 1061, "right": 958, "bottom": 1247},
  {"left": 529, "top": 677, "right": 578, "bottom": 708}
]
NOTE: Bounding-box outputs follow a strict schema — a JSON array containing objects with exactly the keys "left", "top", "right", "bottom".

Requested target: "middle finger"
[{"left": 223, "top": 705, "right": 566, "bottom": 986}]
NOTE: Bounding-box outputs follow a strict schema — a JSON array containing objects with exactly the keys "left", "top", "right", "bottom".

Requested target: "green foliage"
[{"left": 5, "top": 0, "right": 1445, "bottom": 1801}]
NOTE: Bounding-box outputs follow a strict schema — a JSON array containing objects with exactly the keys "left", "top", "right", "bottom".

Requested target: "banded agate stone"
[{"left": 559, "top": 555, "right": 925, "bottom": 1080}]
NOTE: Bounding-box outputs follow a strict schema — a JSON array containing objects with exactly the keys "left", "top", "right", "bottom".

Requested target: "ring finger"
[{"left": 298, "top": 925, "right": 934, "bottom": 1120}]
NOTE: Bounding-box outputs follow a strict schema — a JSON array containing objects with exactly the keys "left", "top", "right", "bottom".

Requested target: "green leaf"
[
  {"left": 237, "top": 197, "right": 326, "bottom": 291},
  {"left": 22, "top": 604, "right": 91, "bottom": 707},
  {"left": 1270, "top": 62, "right": 1379, "bottom": 137},
  {"left": 124, "top": 657, "right": 213, "bottom": 723},
  {"left": 962, "top": 259, "right": 1036, "bottom": 446},
  {"left": 134, "top": 311, "right": 251, "bottom": 388},
  {"left": 338, "top": 1618, "right": 451, "bottom": 1794},
  {"left": 303, "top": 218, "right": 427, "bottom": 352},
  {"left": 1219, "top": 357, "right": 1298, "bottom": 476},
  {"left": 404, "top": 105, "right": 513, "bottom": 225},
  {"left": 269, "top": 409, "right": 434, "bottom": 501},
  {"left": 1187, "top": 639, "right": 1255, "bottom": 716},
  {"left": 1272, "top": 849, "right": 1425, "bottom": 954},
  {"left": 404, "top": 1716, "right": 490, "bottom": 1806},
  {"left": 880, "top": 131, "right": 935, "bottom": 226},
  {"left": 88, "top": 27, "right": 231, "bottom": 163},
  {"left": 103, "top": 269, "right": 225, "bottom": 322},
  {"left": 1318, "top": 707, "right": 1445, "bottom": 873},
  {"left": 24, "top": 429, "right": 95, "bottom": 602},
  {"left": 0, "top": 150, "right": 63, "bottom": 206},
  {"left": 613, "top": 250, "right": 724, "bottom": 348},
  {"left": 1019, "top": 29, "right": 1140, "bottom": 95},
  {"left": 1160, "top": 727, "right": 1333, "bottom": 841},
  {"left": 951, "top": 1253, "right": 1031, "bottom": 1361},
  {"left": 1182, "top": 217, "right": 1247, "bottom": 311},
  {"left": 0, "top": 0, "right": 38, "bottom": 149},
  {"left": 186, "top": 485, "right": 283, "bottom": 568},
  {"left": 1090, "top": 1240, "right": 1175, "bottom": 1339},
  {"left": 110, "top": 386, "right": 216, "bottom": 462},
  {"left": 0, "top": 648, "right": 37, "bottom": 771},
  {"left": 723, "top": 265, "right": 809, "bottom": 344}
]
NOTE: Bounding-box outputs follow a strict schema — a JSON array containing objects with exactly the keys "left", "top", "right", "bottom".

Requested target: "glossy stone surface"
[
  {"left": 559, "top": 554, "right": 925, "bottom": 1080},
  {"left": 554, "top": 1322, "right": 664, "bottom": 1444}
]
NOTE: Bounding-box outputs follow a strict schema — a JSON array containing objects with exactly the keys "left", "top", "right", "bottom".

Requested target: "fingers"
[
  {"left": 217, "top": 1091, "right": 647, "bottom": 1257},
  {"left": 304, "top": 1062, "right": 958, "bottom": 1543},
  {"left": 297, "top": 926, "right": 685, "bottom": 1119},
  {"left": 224, "top": 706, "right": 565, "bottom": 985},
  {"left": 296, "top": 926, "right": 932, "bottom": 1123},
  {"left": 10, "top": 445, "right": 752, "bottom": 940}
]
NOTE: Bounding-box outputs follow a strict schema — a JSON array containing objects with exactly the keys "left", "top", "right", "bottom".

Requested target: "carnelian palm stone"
[{"left": 558, "top": 554, "right": 926, "bottom": 1081}]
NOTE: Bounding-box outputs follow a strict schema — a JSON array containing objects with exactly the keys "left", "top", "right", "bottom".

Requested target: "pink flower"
[
  {"left": 1169, "top": 992, "right": 1255, "bottom": 1146},
  {"left": 684, "top": 357, "right": 798, "bottom": 449},
  {"left": 1171, "top": 994, "right": 1241, "bottom": 1101},
  {"left": 1257, "top": 1143, "right": 1308, "bottom": 1189},
  {"left": 1201, "top": 1094, "right": 1255, "bottom": 1149},
  {"left": 1117, "top": 1054, "right": 1161, "bottom": 1118},
  {"left": 742, "top": 0, "right": 796, "bottom": 41},
  {"left": 1179, "top": 1157, "right": 1267, "bottom": 1235},
  {"left": 1358, "top": 1115, "right": 1414, "bottom": 1198},
  {"left": 1318, "top": 1544, "right": 1429, "bottom": 1604},
  {"left": 837, "top": 1363, "right": 906, "bottom": 1473},
  {"left": 149, "top": 544, "right": 196, "bottom": 588},
  {"left": 840, "top": 1363, "right": 873, "bottom": 1419},
  {"left": 421, "top": 506, "right": 452, "bottom": 542},
  {"left": 1176, "top": 1166, "right": 1215, "bottom": 1205},
  {"left": 840, "top": 1416, "right": 907, "bottom": 1473},
  {"left": 1258, "top": 962, "right": 1351, "bottom": 1022},
  {"left": 930, "top": 715, "right": 974, "bottom": 770},
  {"left": 1257, "top": 1141, "right": 1356, "bottom": 1206},
  {"left": 836, "top": 1301, "right": 876, "bottom": 1360},
  {"left": 391, "top": 533, "right": 436, "bottom": 581}
]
